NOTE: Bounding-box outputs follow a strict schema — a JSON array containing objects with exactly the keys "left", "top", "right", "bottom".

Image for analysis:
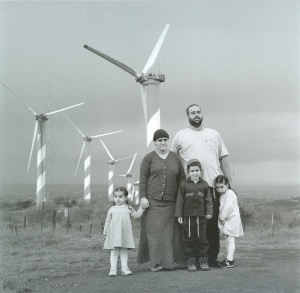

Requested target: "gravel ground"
[{"left": 27, "top": 248, "right": 300, "bottom": 293}]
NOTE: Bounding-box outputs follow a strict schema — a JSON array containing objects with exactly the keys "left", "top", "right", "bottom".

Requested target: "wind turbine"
[
  {"left": 100, "top": 140, "right": 135, "bottom": 202},
  {"left": 132, "top": 180, "right": 140, "bottom": 206},
  {"left": 84, "top": 24, "right": 170, "bottom": 150},
  {"left": 116, "top": 153, "right": 137, "bottom": 202},
  {"left": 64, "top": 114, "right": 122, "bottom": 202},
  {"left": 0, "top": 81, "right": 84, "bottom": 207}
]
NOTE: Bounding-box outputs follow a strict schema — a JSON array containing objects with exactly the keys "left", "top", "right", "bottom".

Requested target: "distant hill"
[{"left": 0, "top": 183, "right": 299, "bottom": 200}]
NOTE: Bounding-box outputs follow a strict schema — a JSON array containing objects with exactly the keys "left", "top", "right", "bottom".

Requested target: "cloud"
[{"left": 232, "top": 159, "right": 300, "bottom": 186}]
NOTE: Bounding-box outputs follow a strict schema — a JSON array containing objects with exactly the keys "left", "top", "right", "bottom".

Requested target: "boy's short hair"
[{"left": 186, "top": 158, "right": 201, "bottom": 171}]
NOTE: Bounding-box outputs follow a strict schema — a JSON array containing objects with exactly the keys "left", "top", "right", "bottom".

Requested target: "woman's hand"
[
  {"left": 140, "top": 197, "right": 150, "bottom": 209},
  {"left": 206, "top": 214, "right": 212, "bottom": 220},
  {"left": 177, "top": 217, "right": 183, "bottom": 225}
]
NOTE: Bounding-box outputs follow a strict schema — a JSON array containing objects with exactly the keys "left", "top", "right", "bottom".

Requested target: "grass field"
[{"left": 0, "top": 189, "right": 299, "bottom": 293}]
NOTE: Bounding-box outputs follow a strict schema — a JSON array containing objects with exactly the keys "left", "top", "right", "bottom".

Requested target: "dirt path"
[{"left": 29, "top": 248, "right": 300, "bottom": 293}]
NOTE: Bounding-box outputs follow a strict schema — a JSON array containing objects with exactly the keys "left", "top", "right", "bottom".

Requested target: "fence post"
[
  {"left": 41, "top": 201, "right": 45, "bottom": 230},
  {"left": 89, "top": 224, "right": 92, "bottom": 234},
  {"left": 52, "top": 211, "right": 57, "bottom": 231},
  {"left": 271, "top": 214, "right": 274, "bottom": 231},
  {"left": 23, "top": 216, "right": 27, "bottom": 230}
]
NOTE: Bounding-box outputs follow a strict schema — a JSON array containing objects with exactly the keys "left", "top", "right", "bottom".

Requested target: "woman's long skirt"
[{"left": 137, "top": 199, "right": 185, "bottom": 268}]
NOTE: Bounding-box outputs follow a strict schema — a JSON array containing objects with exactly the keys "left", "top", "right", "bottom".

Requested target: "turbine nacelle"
[
  {"left": 84, "top": 136, "right": 92, "bottom": 142},
  {"left": 35, "top": 114, "right": 48, "bottom": 122},
  {"left": 135, "top": 73, "right": 165, "bottom": 84}
]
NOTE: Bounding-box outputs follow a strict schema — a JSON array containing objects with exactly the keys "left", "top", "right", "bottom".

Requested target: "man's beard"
[{"left": 188, "top": 117, "right": 202, "bottom": 128}]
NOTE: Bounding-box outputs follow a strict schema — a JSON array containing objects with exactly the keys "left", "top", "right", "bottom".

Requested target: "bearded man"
[{"left": 171, "top": 104, "right": 234, "bottom": 267}]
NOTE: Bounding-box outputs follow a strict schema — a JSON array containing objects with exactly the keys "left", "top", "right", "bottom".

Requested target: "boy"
[{"left": 175, "top": 159, "right": 213, "bottom": 272}]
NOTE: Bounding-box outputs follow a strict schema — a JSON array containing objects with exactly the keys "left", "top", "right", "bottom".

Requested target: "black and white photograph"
[{"left": 0, "top": 1, "right": 299, "bottom": 292}]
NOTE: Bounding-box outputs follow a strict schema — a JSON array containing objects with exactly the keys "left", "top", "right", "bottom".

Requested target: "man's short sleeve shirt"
[{"left": 171, "top": 127, "right": 229, "bottom": 187}]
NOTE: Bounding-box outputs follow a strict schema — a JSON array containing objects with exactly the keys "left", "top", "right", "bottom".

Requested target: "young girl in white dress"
[
  {"left": 215, "top": 175, "right": 244, "bottom": 268},
  {"left": 103, "top": 187, "right": 146, "bottom": 276}
]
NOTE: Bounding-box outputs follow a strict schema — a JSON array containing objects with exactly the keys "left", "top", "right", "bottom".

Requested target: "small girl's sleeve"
[
  {"left": 103, "top": 209, "right": 112, "bottom": 235},
  {"left": 219, "top": 191, "right": 235, "bottom": 222},
  {"left": 129, "top": 206, "right": 145, "bottom": 219}
]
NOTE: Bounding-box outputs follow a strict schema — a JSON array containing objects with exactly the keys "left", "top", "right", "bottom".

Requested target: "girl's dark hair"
[
  {"left": 215, "top": 175, "right": 231, "bottom": 188},
  {"left": 113, "top": 187, "right": 129, "bottom": 205},
  {"left": 114, "top": 186, "right": 128, "bottom": 197}
]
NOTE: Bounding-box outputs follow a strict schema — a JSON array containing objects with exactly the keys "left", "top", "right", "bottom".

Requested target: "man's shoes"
[
  {"left": 108, "top": 268, "right": 117, "bottom": 276},
  {"left": 208, "top": 258, "right": 220, "bottom": 268},
  {"left": 151, "top": 264, "right": 164, "bottom": 272},
  {"left": 121, "top": 267, "right": 132, "bottom": 275},
  {"left": 199, "top": 257, "right": 210, "bottom": 271},
  {"left": 187, "top": 258, "right": 197, "bottom": 272},
  {"left": 218, "top": 258, "right": 234, "bottom": 268}
]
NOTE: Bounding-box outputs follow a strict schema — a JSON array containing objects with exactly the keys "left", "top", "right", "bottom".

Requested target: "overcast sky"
[{"left": 0, "top": 1, "right": 299, "bottom": 191}]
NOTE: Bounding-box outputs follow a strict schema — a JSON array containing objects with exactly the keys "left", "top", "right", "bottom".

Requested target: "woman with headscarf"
[{"left": 137, "top": 129, "right": 185, "bottom": 271}]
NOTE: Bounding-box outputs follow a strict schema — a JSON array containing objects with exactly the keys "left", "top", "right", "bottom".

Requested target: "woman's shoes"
[
  {"left": 121, "top": 267, "right": 132, "bottom": 276},
  {"left": 151, "top": 264, "right": 164, "bottom": 272}
]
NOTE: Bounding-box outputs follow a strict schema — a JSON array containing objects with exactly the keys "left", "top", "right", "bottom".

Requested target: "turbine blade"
[
  {"left": 45, "top": 103, "right": 84, "bottom": 116},
  {"left": 115, "top": 154, "right": 135, "bottom": 163},
  {"left": 0, "top": 80, "right": 37, "bottom": 116},
  {"left": 63, "top": 113, "right": 85, "bottom": 138},
  {"left": 91, "top": 130, "right": 122, "bottom": 139},
  {"left": 100, "top": 140, "right": 114, "bottom": 161},
  {"left": 27, "top": 121, "right": 38, "bottom": 172},
  {"left": 116, "top": 174, "right": 127, "bottom": 177},
  {"left": 142, "top": 24, "right": 170, "bottom": 73},
  {"left": 127, "top": 153, "right": 137, "bottom": 174},
  {"left": 84, "top": 45, "right": 140, "bottom": 79},
  {"left": 75, "top": 142, "right": 85, "bottom": 175},
  {"left": 140, "top": 84, "right": 148, "bottom": 125}
]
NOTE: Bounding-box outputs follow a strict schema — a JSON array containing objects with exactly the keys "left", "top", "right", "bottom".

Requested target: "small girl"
[
  {"left": 103, "top": 187, "right": 146, "bottom": 276},
  {"left": 215, "top": 175, "right": 244, "bottom": 268}
]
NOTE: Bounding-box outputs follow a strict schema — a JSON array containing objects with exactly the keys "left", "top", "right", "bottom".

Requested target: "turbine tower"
[
  {"left": 0, "top": 81, "right": 84, "bottom": 207},
  {"left": 132, "top": 180, "right": 140, "bottom": 206},
  {"left": 84, "top": 24, "right": 170, "bottom": 150},
  {"left": 100, "top": 140, "right": 135, "bottom": 202},
  {"left": 64, "top": 114, "right": 122, "bottom": 202},
  {"left": 117, "top": 153, "right": 137, "bottom": 201}
]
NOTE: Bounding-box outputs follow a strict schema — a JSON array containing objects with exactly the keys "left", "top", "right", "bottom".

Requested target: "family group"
[{"left": 102, "top": 104, "right": 244, "bottom": 276}]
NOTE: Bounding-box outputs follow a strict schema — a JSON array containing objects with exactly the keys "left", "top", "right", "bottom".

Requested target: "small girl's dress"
[
  {"left": 103, "top": 204, "right": 144, "bottom": 249},
  {"left": 218, "top": 189, "right": 244, "bottom": 237}
]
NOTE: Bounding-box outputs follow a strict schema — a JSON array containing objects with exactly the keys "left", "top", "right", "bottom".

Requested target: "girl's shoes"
[
  {"left": 121, "top": 267, "right": 132, "bottom": 276},
  {"left": 109, "top": 268, "right": 117, "bottom": 276},
  {"left": 218, "top": 258, "right": 234, "bottom": 268}
]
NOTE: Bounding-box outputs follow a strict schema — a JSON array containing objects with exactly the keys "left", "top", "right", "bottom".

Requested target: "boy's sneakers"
[
  {"left": 121, "top": 267, "right": 132, "bottom": 276},
  {"left": 187, "top": 258, "right": 197, "bottom": 272},
  {"left": 199, "top": 257, "right": 210, "bottom": 271},
  {"left": 218, "top": 258, "right": 234, "bottom": 268}
]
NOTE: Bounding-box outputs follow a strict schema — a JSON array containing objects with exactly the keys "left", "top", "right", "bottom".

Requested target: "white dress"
[
  {"left": 218, "top": 189, "right": 244, "bottom": 237},
  {"left": 103, "top": 204, "right": 144, "bottom": 249}
]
